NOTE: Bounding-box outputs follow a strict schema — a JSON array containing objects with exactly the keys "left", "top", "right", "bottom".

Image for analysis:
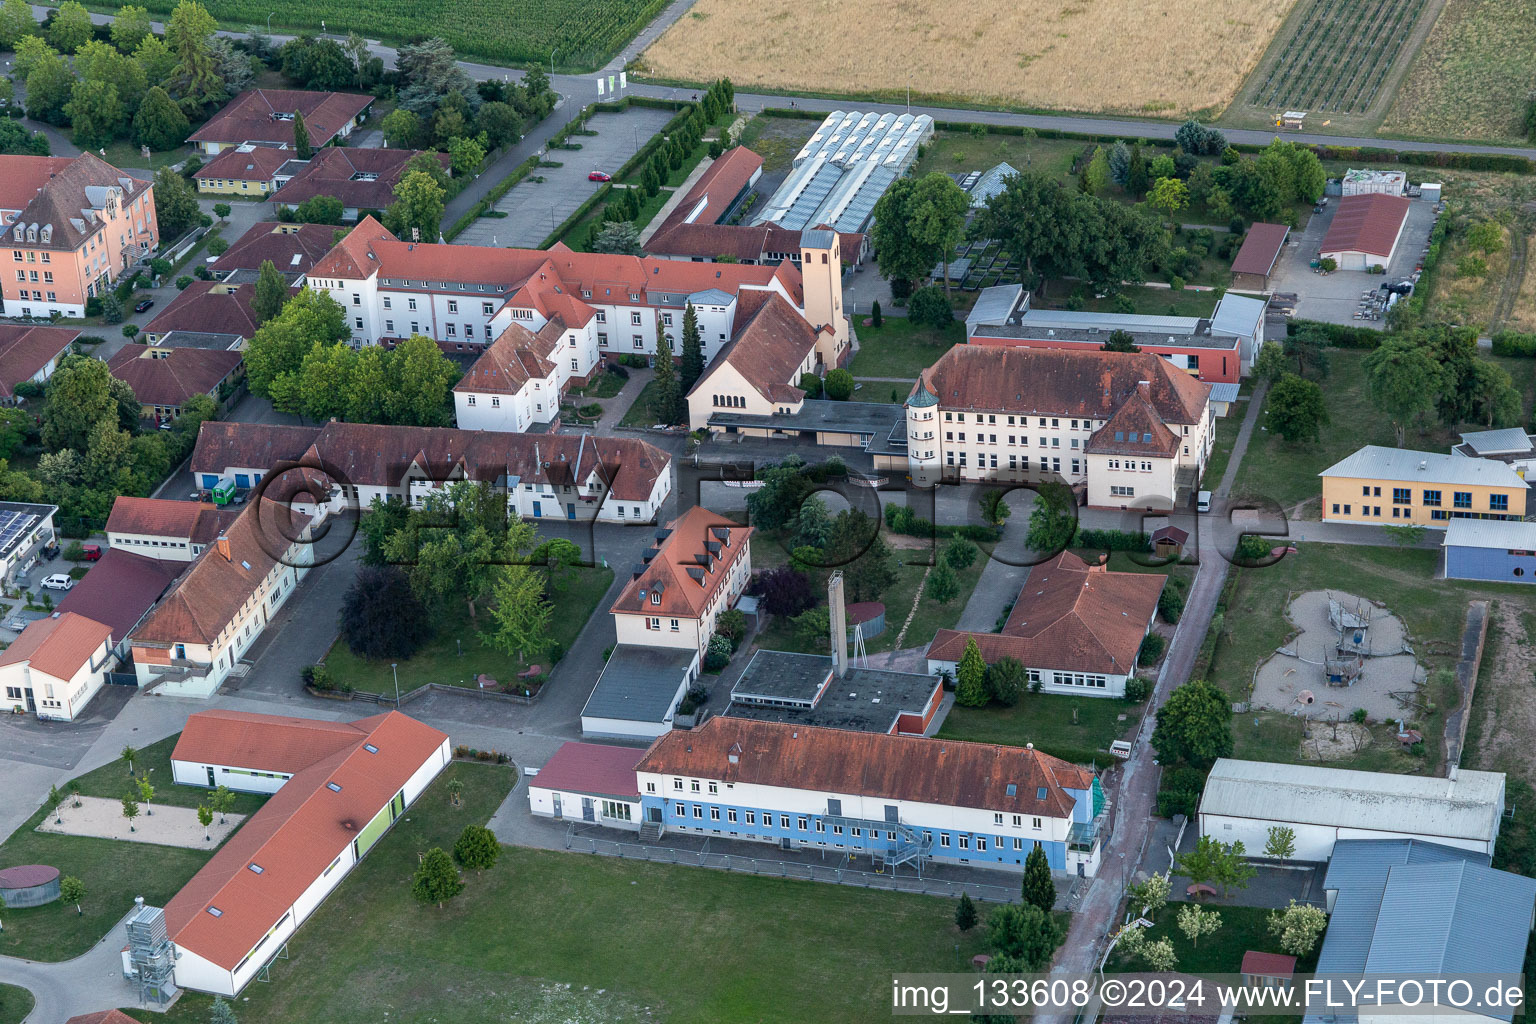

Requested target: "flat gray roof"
[
  {"left": 970, "top": 321, "right": 1240, "bottom": 351},
  {"left": 707, "top": 398, "right": 905, "bottom": 437},
  {"left": 731, "top": 649, "right": 831, "bottom": 701},
  {"left": 729, "top": 650, "right": 939, "bottom": 733},
  {"left": 154, "top": 330, "right": 244, "bottom": 351},
  {"left": 581, "top": 644, "right": 697, "bottom": 724}
]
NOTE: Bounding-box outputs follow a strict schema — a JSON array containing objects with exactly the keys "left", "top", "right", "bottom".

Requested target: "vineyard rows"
[
  {"left": 110, "top": 0, "right": 669, "bottom": 69},
  {"left": 1256, "top": 0, "right": 1428, "bottom": 113}
]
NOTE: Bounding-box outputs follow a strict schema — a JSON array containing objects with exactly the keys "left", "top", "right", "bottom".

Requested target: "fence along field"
[
  {"left": 1254, "top": 0, "right": 1430, "bottom": 114},
  {"left": 106, "top": 0, "right": 668, "bottom": 69},
  {"left": 639, "top": 0, "right": 1298, "bottom": 117}
]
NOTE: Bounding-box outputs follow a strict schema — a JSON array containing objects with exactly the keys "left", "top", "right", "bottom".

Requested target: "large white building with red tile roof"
[
  {"left": 0, "top": 611, "right": 115, "bottom": 721},
  {"left": 309, "top": 219, "right": 850, "bottom": 431},
  {"left": 165, "top": 709, "right": 450, "bottom": 996}
]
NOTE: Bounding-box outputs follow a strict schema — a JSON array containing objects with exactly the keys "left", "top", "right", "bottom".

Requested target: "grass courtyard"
[
  {"left": 1203, "top": 542, "right": 1536, "bottom": 773},
  {"left": 0, "top": 735, "right": 267, "bottom": 962},
  {"left": 324, "top": 566, "right": 614, "bottom": 696},
  {"left": 848, "top": 317, "right": 964, "bottom": 380},
  {"left": 155, "top": 762, "right": 990, "bottom": 1024},
  {"left": 939, "top": 693, "right": 1141, "bottom": 766},
  {"left": 1108, "top": 902, "right": 1319, "bottom": 977}
]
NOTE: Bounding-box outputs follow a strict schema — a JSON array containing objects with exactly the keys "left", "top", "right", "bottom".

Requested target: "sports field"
[
  {"left": 640, "top": 0, "right": 1298, "bottom": 116},
  {"left": 1382, "top": 0, "right": 1536, "bottom": 141}
]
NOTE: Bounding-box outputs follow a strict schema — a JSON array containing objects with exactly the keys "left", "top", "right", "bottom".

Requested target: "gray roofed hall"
[
  {"left": 968, "top": 162, "right": 1018, "bottom": 208},
  {"left": 1199, "top": 758, "right": 1506, "bottom": 845},
  {"left": 580, "top": 645, "right": 697, "bottom": 724},
  {"left": 1319, "top": 445, "right": 1530, "bottom": 490},
  {"left": 1441, "top": 517, "right": 1536, "bottom": 552},
  {"left": 1457, "top": 427, "right": 1534, "bottom": 456},
  {"left": 1207, "top": 382, "right": 1240, "bottom": 405},
  {"left": 1207, "top": 292, "right": 1266, "bottom": 339}
]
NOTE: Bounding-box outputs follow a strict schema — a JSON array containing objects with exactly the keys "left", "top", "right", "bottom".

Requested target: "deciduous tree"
[
  {"left": 1151, "top": 679, "right": 1232, "bottom": 767},
  {"left": 65, "top": 80, "right": 124, "bottom": 149},
  {"left": 1363, "top": 335, "right": 1446, "bottom": 445},
  {"left": 1265, "top": 373, "right": 1327, "bottom": 443},
  {"left": 251, "top": 260, "right": 288, "bottom": 326},
  {"left": 1026, "top": 481, "right": 1077, "bottom": 554},
  {"left": 1269, "top": 899, "right": 1327, "bottom": 956},
  {"left": 153, "top": 165, "right": 201, "bottom": 238},
  {"left": 1178, "top": 903, "right": 1221, "bottom": 947},
  {"left": 340, "top": 565, "right": 434, "bottom": 659},
  {"left": 453, "top": 823, "right": 500, "bottom": 874},
  {"left": 1265, "top": 825, "right": 1297, "bottom": 860},
  {"left": 60, "top": 875, "right": 85, "bottom": 915},
  {"left": 926, "top": 559, "right": 959, "bottom": 604},
  {"left": 384, "top": 170, "right": 446, "bottom": 243},
  {"left": 47, "top": 1, "right": 93, "bottom": 53},
  {"left": 111, "top": 5, "right": 153, "bottom": 52},
  {"left": 411, "top": 846, "right": 464, "bottom": 908}
]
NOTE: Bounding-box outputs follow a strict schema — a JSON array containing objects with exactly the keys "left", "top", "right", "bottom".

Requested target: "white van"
[{"left": 1196, "top": 491, "right": 1212, "bottom": 514}]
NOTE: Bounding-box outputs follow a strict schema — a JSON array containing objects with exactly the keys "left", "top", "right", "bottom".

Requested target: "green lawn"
[
  {"left": 939, "top": 693, "right": 1141, "bottom": 765},
  {"left": 325, "top": 566, "right": 613, "bottom": 696},
  {"left": 849, "top": 317, "right": 964, "bottom": 379},
  {"left": 751, "top": 535, "right": 988, "bottom": 656},
  {"left": 155, "top": 762, "right": 990, "bottom": 1024},
  {"left": 1233, "top": 351, "right": 1536, "bottom": 514},
  {"left": 0, "top": 735, "right": 267, "bottom": 962},
  {"left": 1109, "top": 902, "right": 1320, "bottom": 976},
  {"left": 1203, "top": 543, "right": 1536, "bottom": 773},
  {"left": 103, "top": 139, "right": 190, "bottom": 172},
  {"left": 1037, "top": 285, "right": 1218, "bottom": 319},
  {"left": 0, "top": 985, "right": 32, "bottom": 1024},
  {"left": 912, "top": 131, "right": 1085, "bottom": 183},
  {"left": 618, "top": 377, "right": 667, "bottom": 427},
  {"left": 569, "top": 369, "right": 627, "bottom": 399}
]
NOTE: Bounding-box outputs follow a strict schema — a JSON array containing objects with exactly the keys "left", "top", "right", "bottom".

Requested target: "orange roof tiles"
[
  {"left": 188, "top": 89, "right": 373, "bottom": 148},
  {"left": 917, "top": 346, "right": 1210, "bottom": 425},
  {"left": 692, "top": 292, "right": 821, "bottom": 403},
  {"left": 106, "top": 496, "right": 240, "bottom": 543},
  {"left": 1321, "top": 193, "right": 1411, "bottom": 259},
  {"left": 192, "top": 145, "right": 290, "bottom": 183},
  {"left": 610, "top": 506, "right": 752, "bottom": 619},
  {"left": 163, "top": 710, "right": 448, "bottom": 972},
  {"left": 636, "top": 717, "right": 1094, "bottom": 816},
  {"left": 142, "top": 281, "right": 294, "bottom": 342},
  {"left": 108, "top": 345, "right": 244, "bottom": 410},
  {"left": 453, "top": 321, "right": 556, "bottom": 396},
  {"left": 926, "top": 551, "right": 1165, "bottom": 675},
  {"left": 1086, "top": 389, "right": 1180, "bottom": 457},
  {"left": 0, "top": 153, "right": 151, "bottom": 251},
  {"left": 210, "top": 222, "right": 338, "bottom": 279},
  {"left": 275, "top": 148, "right": 451, "bottom": 211},
  {"left": 171, "top": 708, "right": 378, "bottom": 773},
  {"left": 65, "top": 1012, "right": 148, "bottom": 1024},
  {"left": 0, "top": 611, "right": 111, "bottom": 680},
  {"left": 0, "top": 324, "right": 78, "bottom": 400}
]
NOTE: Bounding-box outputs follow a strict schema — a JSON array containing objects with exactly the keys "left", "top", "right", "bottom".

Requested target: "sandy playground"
[
  {"left": 1251, "top": 590, "right": 1425, "bottom": 723},
  {"left": 35, "top": 796, "right": 245, "bottom": 848}
]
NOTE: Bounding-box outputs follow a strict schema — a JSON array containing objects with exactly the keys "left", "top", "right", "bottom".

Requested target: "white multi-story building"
[
  {"left": 531, "top": 717, "right": 1107, "bottom": 877},
  {"left": 0, "top": 612, "right": 114, "bottom": 721},
  {"left": 105, "top": 496, "right": 240, "bottom": 562},
  {"left": 189, "top": 420, "right": 675, "bottom": 525},
  {"left": 898, "top": 347, "right": 1213, "bottom": 510},
  {"left": 128, "top": 499, "right": 315, "bottom": 698}
]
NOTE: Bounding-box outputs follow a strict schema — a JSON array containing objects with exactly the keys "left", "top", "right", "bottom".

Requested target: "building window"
[
  {"left": 690, "top": 780, "right": 700, "bottom": 792},
  {"left": 693, "top": 805, "right": 703, "bottom": 818},
  {"left": 958, "top": 835, "right": 969, "bottom": 850},
  {"left": 1454, "top": 491, "right": 1473, "bottom": 509},
  {"left": 797, "top": 816, "right": 808, "bottom": 830},
  {"left": 448, "top": 300, "right": 458, "bottom": 313},
  {"left": 726, "top": 809, "right": 736, "bottom": 823},
  {"left": 1492, "top": 493, "right": 1509, "bottom": 511},
  {"left": 1423, "top": 490, "right": 1441, "bottom": 507},
  {"left": 939, "top": 834, "right": 951, "bottom": 848},
  {"left": 630, "top": 311, "right": 642, "bottom": 325}
]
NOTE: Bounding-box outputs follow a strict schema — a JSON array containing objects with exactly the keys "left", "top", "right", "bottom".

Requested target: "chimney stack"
[{"left": 828, "top": 571, "right": 848, "bottom": 679}]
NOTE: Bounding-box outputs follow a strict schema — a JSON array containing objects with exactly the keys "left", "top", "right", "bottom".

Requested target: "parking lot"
[
  {"left": 455, "top": 106, "right": 674, "bottom": 248},
  {"left": 1271, "top": 195, "right": 1440, "bottom": 326}
]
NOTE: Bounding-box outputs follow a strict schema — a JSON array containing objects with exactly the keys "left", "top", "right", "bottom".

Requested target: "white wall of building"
[
  {"left": 528, "top": 783, "right": 643, "bottom": 830},
  {"left": 0, "top": 640, "right": 112, "bottom": 721},
  {"left": 108, "top": 529, "right": 199, "bottom": 561},
  {"left": 1198, "top": 812, "right": 1497, "bottom": 863},
  {"left": 171, "top": 757, "right": 294, "bottom": 794}
]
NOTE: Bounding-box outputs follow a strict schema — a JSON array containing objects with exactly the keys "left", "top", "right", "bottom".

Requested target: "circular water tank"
[
  {"left": 0, "top": 864, "right": 61, "bottom": 907},
  {"left": 845, "top": 601, "right": 887, "bottom": 640}
]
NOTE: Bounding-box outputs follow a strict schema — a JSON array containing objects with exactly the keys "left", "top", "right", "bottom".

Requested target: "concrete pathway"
[
  {"left": 0, "top": 914, "right": 142, "bottom": 1024},
  {"left": 1042, "top": 380, "right": 1269, "bottom": 1000}
]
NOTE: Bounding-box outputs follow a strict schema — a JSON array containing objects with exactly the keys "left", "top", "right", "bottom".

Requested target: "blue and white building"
[
  {"left": 530, "top": 717, "right": 1107, "bottom": 877},
  {"left": 1442, "top": 518, "right": 1536, "bottom": 584}
]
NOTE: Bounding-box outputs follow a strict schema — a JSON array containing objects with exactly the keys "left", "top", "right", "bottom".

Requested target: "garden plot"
[
  {"left": 1253, "top": 0, "right": 1431, "bottom": 114},
  {"left": 35, "top": 796, "right": 245, "bottom": 848},
  {"left": 1251, "top": 589, "right": 1425, "bottom": 723}
]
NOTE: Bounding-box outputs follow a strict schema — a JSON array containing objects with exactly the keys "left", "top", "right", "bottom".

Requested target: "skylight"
[
  {"left": 363, "top": 743, "right": 378, "bottom": 754},
  {"left": 248, "top": 863, "right": 264, "bottom": 874},
  {"left": 207, "top": 906, "right": 223, "bottom": 917},
  {"left": 326, "top": 782, "right": 342, "bottom": 792},
  {"left": 1036, "top": 787, "right": 1048, "bottom": 800}
]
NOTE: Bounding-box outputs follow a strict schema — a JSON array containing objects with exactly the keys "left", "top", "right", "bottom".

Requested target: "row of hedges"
[
  {"left": 1075, "top": 528, "right": 1151, "bottom": 552},
  {"left": 882, "top": 503, "right": 1002, "bottom": 542},
  {"left": 1308, "top": 145, "right": 1533, "bottom": 175},
  {"left": 539, "top": 183, "right": 614, "bottom": 249},
  {"left": 1285, "top": 318, "right": 1384, "bottom": 349},
  {"left": 443, "top": 153, "right": 539, "bottom": 241},
  {"left": 1492, "top": 331, "right": 1536, "bottom": 357}
]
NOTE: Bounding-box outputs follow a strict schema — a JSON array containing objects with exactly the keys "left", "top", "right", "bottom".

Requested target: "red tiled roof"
[
  {"left": 56, "top": 547, "right": 183, "bottom": 643},
  {"left": 649, "top": 146, "right": 762, "bottom": 238},
  {"left": 163, "top": 710, "right": 448, "bottom": 972},
  {"left": 310, "top": 220, "right": 804, "bottom": 307},
  {"left": 916, "top": 346, "right": 1210, "bottom": 425},
  {"left": 130, "top": 498, "right": 310, "bottom": 647},
  {"left": 1320, "top": 193, "right": 1411, "bottom": 259},
  {"left": 533, "top": 741, "right": 642, "bottom": 799},
  {"left": 0, "top": 324, "right": 77, "bottom": 399},
  {"left": 193, "top": 145, "right": 290, "bottom": 183},
  {"left": 926, "top": 551, "right": 1165, "bottom": 675},
  {"left": 190, "top": 421, "right": 672, "bottom": 503},
  {"left": 1230, "top": 222, "right": 1289, "bottom": 277},
  {"left": 108, "top": 345, "right": 243, "bottom": 410},
  {"left": 66, "top": 1012, "right": 147, "bottom": 1024},
  {"left": 142, "top": 281, "right": 295, "bottom": 341},
  {"left": 692, "top": 292, "right": 820, "bottom": 403},
  {"left": 0, "top": 153, "right": 151, "bottom": 251},
  {"left": 105, "top": 496, "right": 240, "bottom": 543},
  {"left": 211, "top": 222, "right": 338, "bottom": 278},
  {"left": 172, "top": 708, "right": 377, "bottom": 773},
  {"left": 453, "top": 321, "right": 556, "bottom": 396},
  {"left": 1241, "top": 951, "right": 1297, "bottom": 976},
  {"left": 611, "top": 506, "right": 752, "bottom": 619},
  {"left": 0, "top": 611, "right": 111, "bottom": 680},
  {"left": 274, "top": 148, "right": 451, "bottom": 211},
  {"left": 1085, "top": 389, "right": 1180, "bottom": 457},
  {"left": 188, "top": 89, "right": 373, "bottom": 148},
  {"left": 638, "top": 718, "right": 1094, "bottom": 816}
]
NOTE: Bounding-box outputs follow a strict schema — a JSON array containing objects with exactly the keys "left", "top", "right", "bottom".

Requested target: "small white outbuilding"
[{"left": 1197, "top": 758, "right": 1505, "bottom": 862}]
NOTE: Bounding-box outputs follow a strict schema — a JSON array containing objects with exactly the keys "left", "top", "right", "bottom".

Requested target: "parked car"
[
  {"left": 40, "top": 542, "right": 59, "bottom": 561},
  {"left": 587, "top": 171, "right": 611, "bottom": 182},
  {"left": 134, "top": 298, "right": 154, "bottom": 313},
  {"left": 81, "top": 543, "right": 102, "bottom": 562},
  {"left": 40, "top": 573, "right": 74, "bottom": 591}
]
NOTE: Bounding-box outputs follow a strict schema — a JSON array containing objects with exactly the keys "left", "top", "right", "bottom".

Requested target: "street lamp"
[
  {"left": 391, "top": 662, "right": 398, "bottom": 704},
  {"left": 550, "top": 49, "right": 557, "bottom": 77}
]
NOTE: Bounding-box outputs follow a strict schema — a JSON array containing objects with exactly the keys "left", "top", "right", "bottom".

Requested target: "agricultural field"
[
  {"left": 1382, "top": 0, "right": 1536, "bottom": 141},
  {"left": 639, "top": 0, "right": 1297, "bottom": 116},
  {"left": 103, "top": 0, "right": 666, "bottom": 69},
  {"left": 1251, "top": 0, "right": 1432, "bottom": 115}
]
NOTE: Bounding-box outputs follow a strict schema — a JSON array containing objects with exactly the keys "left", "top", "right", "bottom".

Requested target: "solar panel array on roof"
[
  {"left": 0, "top": 510, "right": 38, "bottom": 553},
  {"left": 753, "top": 110, "right": 933, "bottom": 233}
]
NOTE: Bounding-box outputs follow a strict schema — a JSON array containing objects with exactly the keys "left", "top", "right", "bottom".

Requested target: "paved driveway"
[
  {"left": 1270, "top": 197, "right": 1440, "bottom": 326},
  {"left": 454, "top": 107, "right": 674, "bottom": 248}
]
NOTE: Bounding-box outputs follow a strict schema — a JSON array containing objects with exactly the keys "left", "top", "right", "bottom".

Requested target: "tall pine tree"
[
  {"left": 1023, "top": 844, "right": 1055, "bottom": 912},
  {"left": 251, "top": 259, "right": 288, "bottom": 325},
  {"left": 293, "top": 110, "right": 311, "bottom": 159},
  {"left": 650, "top": 330, "right": 682, "bottom": 425},
  {"left": 679, "top": 303, "right": 704, "bottom": 395}
]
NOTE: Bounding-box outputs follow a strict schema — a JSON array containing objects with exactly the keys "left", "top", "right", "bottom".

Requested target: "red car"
[{"left": 588, "top": 171, "right": 611, "bottom": 182}]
